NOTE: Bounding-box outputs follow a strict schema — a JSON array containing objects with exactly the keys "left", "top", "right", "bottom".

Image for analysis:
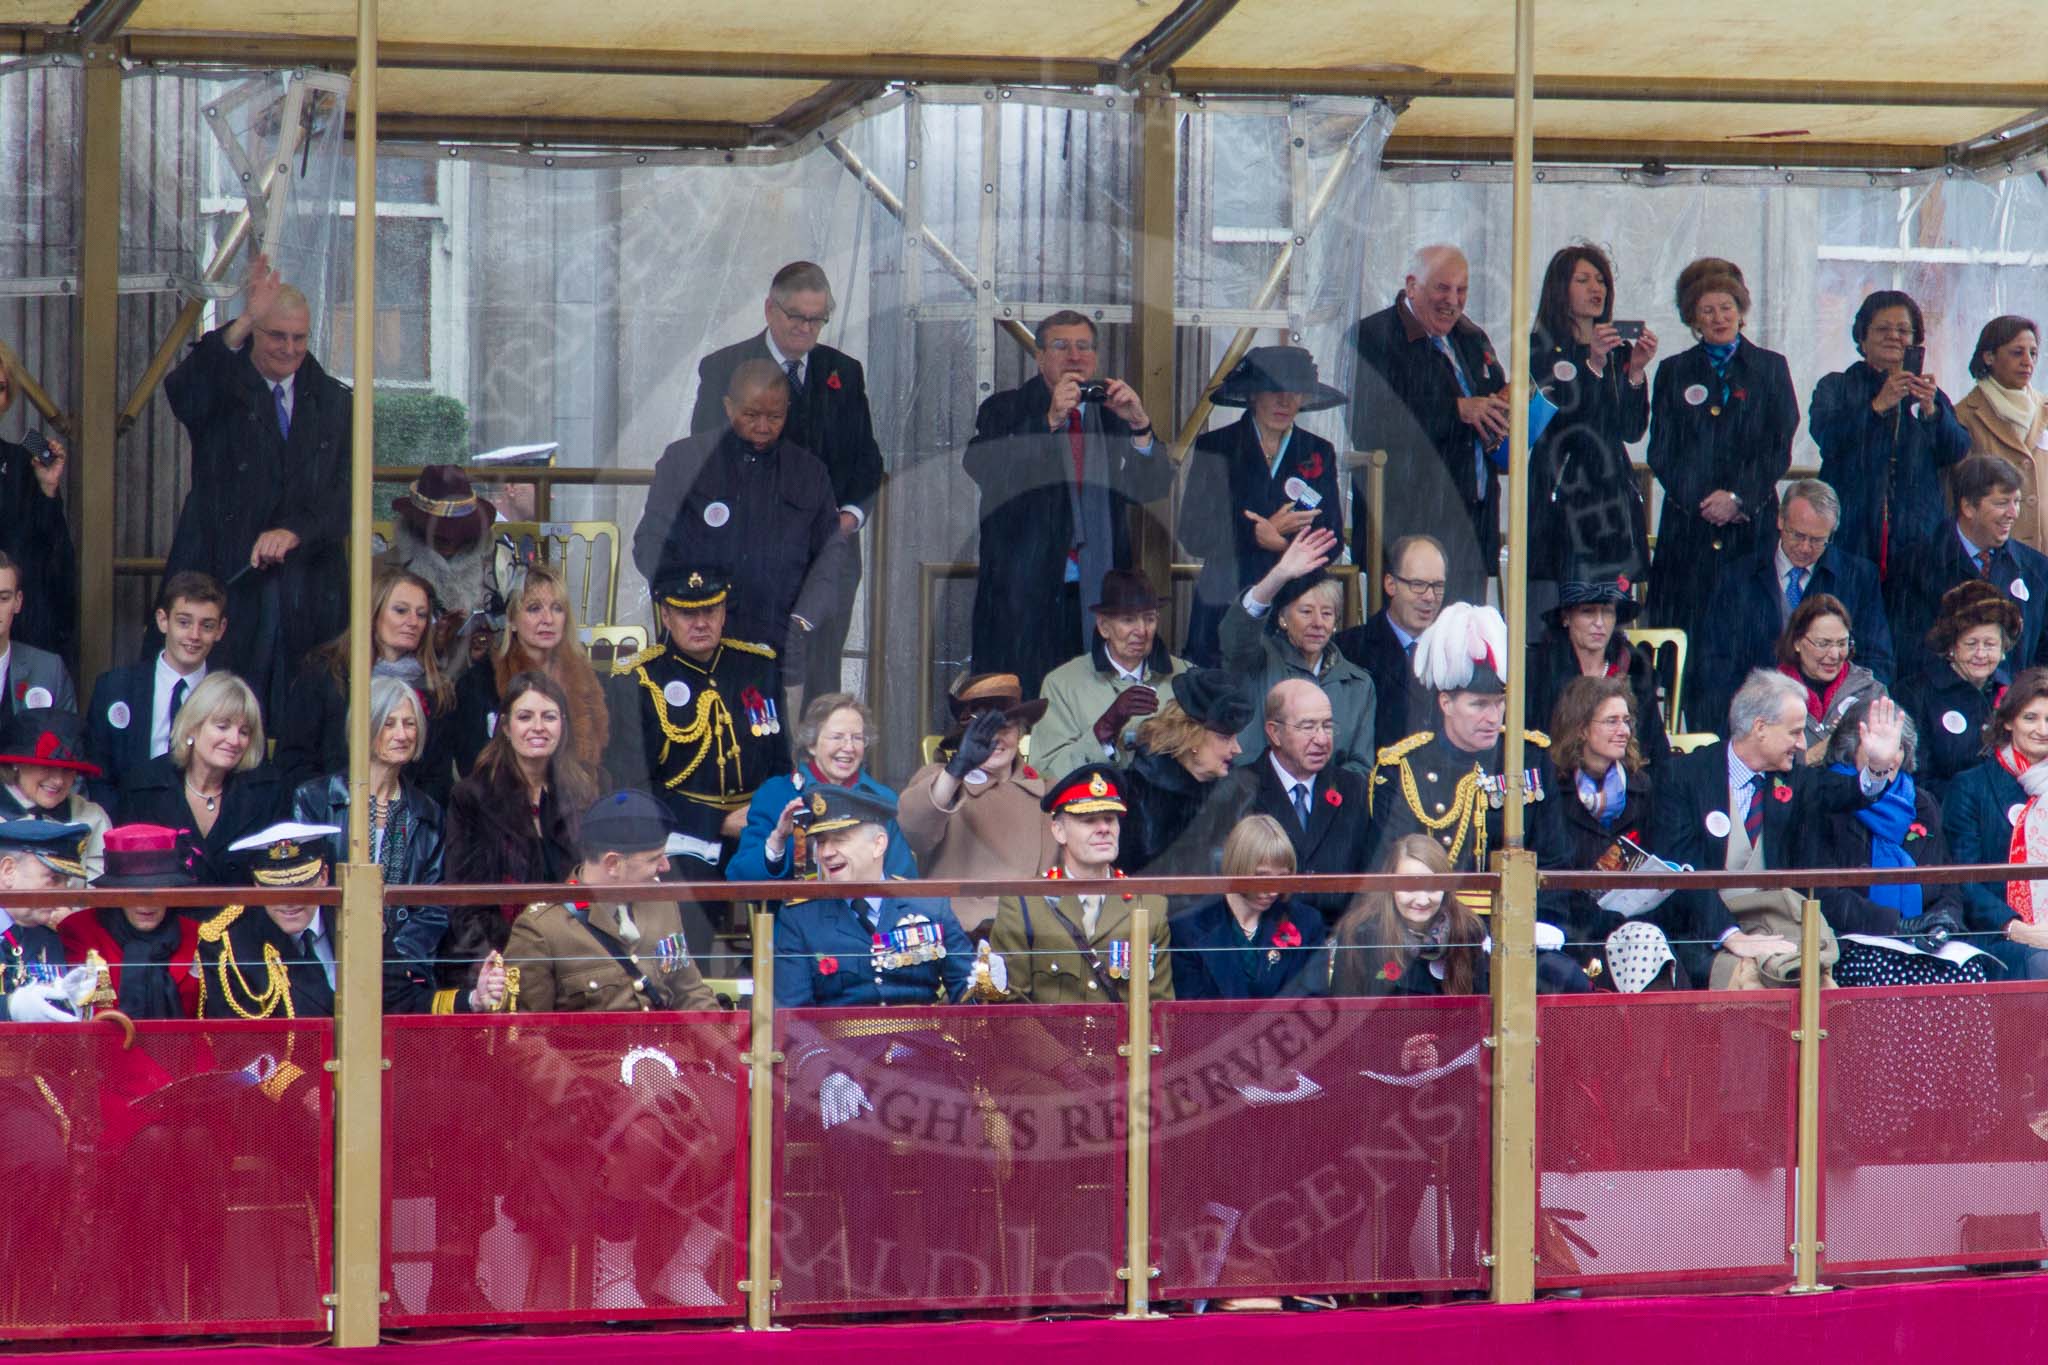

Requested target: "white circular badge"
[
  {"left": 963, "top": 768, "right": 989, "bottom": 787},
  {"left": 1704, "top": 810, "right": 1731, "bottom": 839},
  {"left": 1683, "top": 383, "right": 1709, "bottom": 407},
  {"left": 1942, "top": 710, "right": 1968, "bottom": 735},
  {"left": 2012, "top": 577, "right": 2031, "bottom": 603},
  {"left": 663, "top": 680, "right": 692, "bottom": 708},
  {"left": 703, "top": 501, "right": 731, "bottom": 528},
  {"left": 22, "top": 687, "right": 52, "bottom": 710},
  {"left": 106, "top": 700, "right": 131, "bottom": 731},
  {"left": 1282, "top": 476, "right": 1309, "bottom": 503},
  {"left": 2010, "top": 803, "right": 2029, "bottom": 828},
  {"left": 1552, "top": 360, "right": 1577, "bottom": 383}
]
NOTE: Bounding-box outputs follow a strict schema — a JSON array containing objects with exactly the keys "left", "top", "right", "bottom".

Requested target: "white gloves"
[
  {"left": 818, "top": 1071, "right": 874, "bottom": 1131},
  {"left": 8, "top": 980, "right": 79, "bottom": 1023}
]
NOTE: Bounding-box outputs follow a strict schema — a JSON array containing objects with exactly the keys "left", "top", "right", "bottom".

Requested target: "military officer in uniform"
[
  {"left": 0, "top": 818, "right": 90, "bottom": 1021},
  {"left": 987, "top": 762, "right": 1173, "bottom": 1002},
  {"left": 1369, "top": 603, "right": 1591, "bottom": 991},
  {"left": 505, "top": 790, "right": 715, "bottom": 1013},
  {"left": 773, "top": 785, "right": 971, "bottom": 1007},
  {"left": 607, "top": 567, "right": 787, "bottom": 878}
]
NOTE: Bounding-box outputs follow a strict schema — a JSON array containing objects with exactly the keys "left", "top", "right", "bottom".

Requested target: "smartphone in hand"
[
  {"left": 1611, "top": 320, "right": 1646, "bottom": 342},
  {"left": 1903, "top": 344, "right": 1926, "bottom": 375}
]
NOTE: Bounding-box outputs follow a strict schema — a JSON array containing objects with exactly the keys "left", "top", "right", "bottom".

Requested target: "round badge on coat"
[
  {"left": 22, "top": 687, "right": 52, "bottom": 710},
  {"left": 2012, "top": 578, "right": 2031, "bottom": 603},
  {"left": 1683, "top": 383, "right": 1709, "bottom": 407},
  {"left": 1704, "top": 810, "right": 1731, "bottom": 839},
  {"left": 106, "top": 700, "right": 131, "bottom": 730},
  {"left": 1282, "top": 476, "right": 1310, "bottom": 503},
  {"left": 1552, "top": 360, "right": 1577, "bottom": 383},
  {"left": 2010, "top": 803, "right": 2029, "bottom": 828},
  {"left": 963, "top": 768, "right": 989, "bottom": 787},
  {"left": 1942, "top": 710, "right": 1969, "bottom": 735},
  {"left": 703, "top": 501, "right": 731, "bottom": 528},
  {"left": 663, "top": 680, "right": 692, "bottom": 708}
]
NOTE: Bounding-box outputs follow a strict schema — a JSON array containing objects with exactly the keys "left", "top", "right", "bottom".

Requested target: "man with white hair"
[
  {"left": 1349, "top": 244, "right": 1510, "bottom": 604},
  {"left": 1652, "top": 669, "right": 1906, "bottom": 988}
]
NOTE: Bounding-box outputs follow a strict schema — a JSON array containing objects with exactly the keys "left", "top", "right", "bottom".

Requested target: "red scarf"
[
  {"left": 1997, "top": 744, "right": 2046, "bottom": 924},
  {"left": 806, "top": 761, "right": 856, "bottom": 789},
  {"left": 1779, "top": 662, "right": 1847, "bottom": 724}
]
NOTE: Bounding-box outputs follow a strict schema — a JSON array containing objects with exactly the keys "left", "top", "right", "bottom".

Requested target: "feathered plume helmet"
[{"left": 1412, "top": 601, "right": 1509, "bottom": 696}]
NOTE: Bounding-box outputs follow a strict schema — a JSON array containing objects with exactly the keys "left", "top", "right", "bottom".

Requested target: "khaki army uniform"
[
  {"left": 987, "top": 882, "right": 1174, "bottom": 1003},
  {"left": 504, "top": 898, "right": 715, "bottom": 1012}
]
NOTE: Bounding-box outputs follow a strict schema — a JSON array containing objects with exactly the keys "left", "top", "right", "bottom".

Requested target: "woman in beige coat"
[
  {"left": 1954, "top": 315, "right": 2048, "bottom": 547},
  {"left": 897, "top": 673, "right": 1058, "bottom": 935}
]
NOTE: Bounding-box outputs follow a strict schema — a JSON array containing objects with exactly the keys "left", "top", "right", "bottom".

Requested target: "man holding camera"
[{"left": 965, "top": 312, "right": 1173, "bottom": 698}]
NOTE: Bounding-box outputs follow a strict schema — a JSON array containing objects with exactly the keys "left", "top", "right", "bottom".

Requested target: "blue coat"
[
  {"left": 773, "top": 893, "right": 972, "bottom": 1008},
  {"left": 726, "top": 769, "right": 916, "bottom": 883},
  {"left": 1940, "top": 757, "right": 2026, "bottom": 937},
  {"left": 1168, "top": 896, "right": 1327, "bottom": 999},
  {"left": 83, "top": 659, "right": 158, "bottom": 808},
  {"left": 1810, "top": 361, "right": 1969, "bottom": 570},
  {"left": 1691, "top": 542, "right": 1893, "bottom": 735},
  {"left": 1893, "top": 664, "right": 2001, "bottom": 803}
]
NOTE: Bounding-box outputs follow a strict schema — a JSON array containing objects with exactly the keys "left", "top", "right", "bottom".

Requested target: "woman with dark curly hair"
[{"left": 1894, "top": 579, "right": 2023, "bottom": 801}]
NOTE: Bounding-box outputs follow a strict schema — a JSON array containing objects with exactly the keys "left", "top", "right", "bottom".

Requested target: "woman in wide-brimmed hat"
[
  {"left": 1525, "top": 576, "right": 1668, "bottom": 768},
  {"left": 379, "top": 462, "right": 499, "bottom": 682},
  {"left": 898, "top": 673, "right": 1057, "bottom": 935},
  {"left": 0, "top": 708, "right": 112, "bottom": 880},
  {"left": 1178, "top": 345, "right": 1348, "bottom": 667}
]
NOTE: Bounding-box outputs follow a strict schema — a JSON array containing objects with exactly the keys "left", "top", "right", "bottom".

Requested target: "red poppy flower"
[
  {"left": 825, "top": 370, "right": 843, "bottom": 391},
  {"left": 1272, "top": 921, "right": 1303, "bottom": 949},
  {"left": 1906, "top": 822, "right": 1927, "bottom": 841},
  {"left": 11, "top": 682, "right": 23, "bottom": 701},
  {"left": 1022, "top": 765, "right": 1038, "bottom": 780},
  {"left": 1482, "top": 352, "right": 1497, "bottom": 371},
  {"left": 817, "top": 956, "right": 839, "bottom": 976},
  {"left": 1733, "top": 387, "right": 1748, "bottom": 402},
  {"left": 1622, "top": 830, "right": 1640, "bottom": 844},
  {"left": 1616, "top": 575, "right": 1631, "bottom": 594},
  {"left": 1772, "top": 784, "right": 1792, "bottom": 803},
  {"left": 1298, "top": 451, "right": 1325, "bottom": 481},
  {"left": 1379, "top": 961, "right": 1402, "bottom": 982},
  {"left": 1324, "top": 787, "right": 1343, "bottom": 807}
]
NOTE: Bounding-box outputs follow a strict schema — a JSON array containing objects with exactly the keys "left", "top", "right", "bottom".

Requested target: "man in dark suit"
[
  {"left": 1693, "top": 478, "right": 1894, "bottom": 735},
  {"left": 1207, "top": 678, "right": 1371, "bottom": 919},
  {"left": 1335, "top": 532, "right": 1447, "bottom": 751},
  {"left": 687, "top": 262, "right": 883, "bottom": 697},
  {"left": 1651, "top": 671, "right": 1905, "bottom": 989},
  {"left": 84, "top": 571, "right": 225, "bottom": 807},
  {"left": 162, "top": 254, "right": 348, "bottom": 713},
  {"left": 1887, "top": 454, "right": 2048, "bottom": 680},
  {"left": 965, "top": 311, "right": 1173, "bottom": 697},
  {"left": 1349, "top": 245, "right": 1510, "bottom": 605}
]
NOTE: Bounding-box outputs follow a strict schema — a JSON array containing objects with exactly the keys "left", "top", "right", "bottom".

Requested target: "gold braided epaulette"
[
  {"left": 613, "top": 644, "right": 663, "bottom": 677},
  {"left": 197, "top": 905, "right": 244, "bottom": 942},
  {"left": 1527, "top": 729, "right": 1551, "bottom": 748},
  {"left": 720, "top": 637, "right": 777, "bottom": 659},
  {"left": 1375, "top": 731, "right": 1434, "bottom": 767}
]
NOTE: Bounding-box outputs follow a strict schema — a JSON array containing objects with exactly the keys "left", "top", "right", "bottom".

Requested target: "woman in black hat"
[
  {"left": 56, "top": 822, "right": 201, "bottom": 1019},
  {"left": 1116, "top": 667, "right": 1251, "bottom": 876},
  {"left": 1526, "top": 578, "right": 1669, "bottom": 769},
  {"left": 1528, "top": 245, "right": 1656, "bottom": 627},
  {"left": 1178, "top": 345, "right": 1347, "bottom": 668},
  {"left": 0, "top": 708, "right": 113, "bottom": 880}
]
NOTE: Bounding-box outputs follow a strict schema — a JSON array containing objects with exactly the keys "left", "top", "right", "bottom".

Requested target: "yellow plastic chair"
[
  {"left": 498, "top": 519, "right": 621, "bottom": 626},
  {"left": 919, "top": 732, "right": 1030, "bottom": 767},
  {"left": 1628, "top": 627, "right": 1688, "bottom": 733},
  {"left": 1668, "top": 731, "right": 1721, "bottom": 754},
  {"left": 581, "top": 623, "right": 649, "bottom": 672}
]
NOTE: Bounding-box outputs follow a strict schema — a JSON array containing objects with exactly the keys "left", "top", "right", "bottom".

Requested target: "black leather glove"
[
  {"left": 1912, "top": 907, "right": 1963, "bottom": 949},
  {"left": 945, "top": 710, "right": 1006, "bottom": 780}
]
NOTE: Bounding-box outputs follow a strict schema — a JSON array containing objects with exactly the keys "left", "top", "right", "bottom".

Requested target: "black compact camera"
[
  {"left": 1611, "top": 320, "right": 1646, "bottom": 342},
  {"left": 1076, "top": 381, "right": 1111, "bottom": 404}
]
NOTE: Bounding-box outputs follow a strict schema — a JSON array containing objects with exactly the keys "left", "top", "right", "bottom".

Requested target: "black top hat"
[
  {"left": 1211, "top": 346, "right": 1348, "bottom": 413},
  {"left": 0, "top": 710, "right": 101, "bottom": 778},
  {"left": 580, "top": 790, "right": 676, "bottom": 857},
  {"left": 652, "top": 567, "right": 732, "bottom": 612},
  {"left": 1174, "top": 668, "right": 1256, "bottom": 735},
  {"left": 1544, "top": 578, "right": 1639, "bottom": 631},
  {"left": 395, "top": 464, "right": 495, "bottom": 549},
  {"left": 1090, "top": 568, "right": 1168, "bottom": 615},
  {"left": 798, "top": 785, "right": 899, "bottom": 836}
]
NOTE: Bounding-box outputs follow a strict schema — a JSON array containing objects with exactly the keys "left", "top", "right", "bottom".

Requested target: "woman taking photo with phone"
[{"left": 1809, "top": 288, "right": 1969, "bottom": 576}]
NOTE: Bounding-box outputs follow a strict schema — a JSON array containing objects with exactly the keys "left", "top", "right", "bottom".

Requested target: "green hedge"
[{"left": 371, "top": 388, "right": 469, "bottom": 521}]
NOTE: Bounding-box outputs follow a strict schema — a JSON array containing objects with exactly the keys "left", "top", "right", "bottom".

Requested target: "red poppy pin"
[
  {"left": 1021, "top": 765, "right": 1039, "bottom": 780},
  {"left": 1772, "top": 783, "right": 1792, "bottom": 803},
  {"left": 1272, "top": 920, "right": 1303, "bottom": 950},
  {"left": 1379, "top": 960, "right": 1402, "bottom": 982},
  {"left": 1616, "top": 575, "right": 1631, "bottom": 594},
  {"left": 1482, "top": 352, "right": 1497, "bottom": 372},
  {"left": 825, "top": 370, "right": 843, "bottom": 392},
  {"left": 1298, "top": 451, "right": 1325, "bottom": 481},
  {"left": 32, "top": 732, "right": 58, "bottom": 761},
  {"left": 1622, "top": 830, "right": 1640, "bottom": 844},
  {"left": 1906, "top": 822, "right": 1927, "bottom": 842},
  {"left": 1733, "top": 387, "right": 1748, "bottom": 402},
  {"left": 817, "top": 956, "right": 839, "bottom": 976},
  {"left": 1324, "top": 787, "right": 1343, "bottom": 808},
  {"left": 11, "top": 682, "right": 23, "bottom": 701}
]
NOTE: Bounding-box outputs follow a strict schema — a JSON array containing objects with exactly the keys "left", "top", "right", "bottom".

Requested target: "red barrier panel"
[
  {"left": 381, "top": 1013, "right": 749, "bottom": 1326},
  {"left": 1151, "top": 995, "right": 1492, "bottom": 1298},
  {"left": 770, "top": 1004, "right": 1127, "bottom": 1315},
  {"left": 1822, "top": 980, "right": 2048, "bottom": 1274},
  {"left": 0, "top": 1019, "right": 333, "bottom": 1339},
  {"left": 1535, "top": 992, "right": 1797, "bottom": 1291}
]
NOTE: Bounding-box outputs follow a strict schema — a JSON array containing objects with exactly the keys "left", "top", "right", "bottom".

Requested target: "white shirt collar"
[
  {"left": 1269, "top": 750, "right": 1315, "bottom": 798},
  {"left": 1106, "top": 653, "right": 1148, "bottom": 684},
  {"left": 764, "top": 332, "right": 803, "bottom": 384},
  {"left": 156, "top": 652, "right": 205, "bottom": 687}
]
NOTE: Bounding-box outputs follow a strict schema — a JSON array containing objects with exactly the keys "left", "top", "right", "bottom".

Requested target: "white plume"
[{"left": 1412, "top": 601, "right": 1509, "bottom": 692}]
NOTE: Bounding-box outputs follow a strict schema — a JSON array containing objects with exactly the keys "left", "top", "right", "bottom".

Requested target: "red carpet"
[{"left": 14, "top": 1273, "right": 2048, "bottom": 1363}]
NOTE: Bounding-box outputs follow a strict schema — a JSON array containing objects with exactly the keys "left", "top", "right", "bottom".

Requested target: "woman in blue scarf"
[{"left": 1797, "top": 697, "right": 1988, "bottom": 987}]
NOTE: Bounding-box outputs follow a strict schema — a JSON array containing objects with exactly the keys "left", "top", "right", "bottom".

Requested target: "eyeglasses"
[
  {"left": 1390, "top": 574, "right": 1447, "bottom": 597},
  {"left": 1801, "top": 635, "right": 1854, "bottom": 656},
  {"left": 776, "top": 303, "right": 831, "bottom": 328},
  {"left": 1867, "top": 324, "right": 1916, "bottom": 339},
  {"left": 1591, "top": 715, "right": 1635, "bottom": 730},
  {"left": 816, "top": 730, "right": 868, "bottom": 747},
  {"left": 1781, "top": 528, "right": 1832, "bottom": 552},
  {"left": 1044, "top": 339, "right": 1098, "bottom": 354},
  {"left": 1282, "top": 719, "right": 1336, "bottom": 737}
]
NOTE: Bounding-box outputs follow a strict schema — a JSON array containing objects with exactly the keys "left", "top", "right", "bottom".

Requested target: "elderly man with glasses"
[
  {"left": 687, "top": 261, "right": 883, "bottom": 699},
  {"left": 1694, "top": 477, "right": 1893, "bottom": 736},
  {"left": 1336, "top": 532, "right": 1453, "bottom": 755},
  {"left": 964, "top": 311, "right": 1174, "bottom": 698}
]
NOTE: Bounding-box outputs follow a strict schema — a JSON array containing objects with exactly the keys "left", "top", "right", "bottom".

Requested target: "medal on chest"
[
  {"left": 740, "top": 686, "right": 781, "bottom": 738},
  {"left": 872, "top": 913, "right": 947, "bottom": 971}
]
